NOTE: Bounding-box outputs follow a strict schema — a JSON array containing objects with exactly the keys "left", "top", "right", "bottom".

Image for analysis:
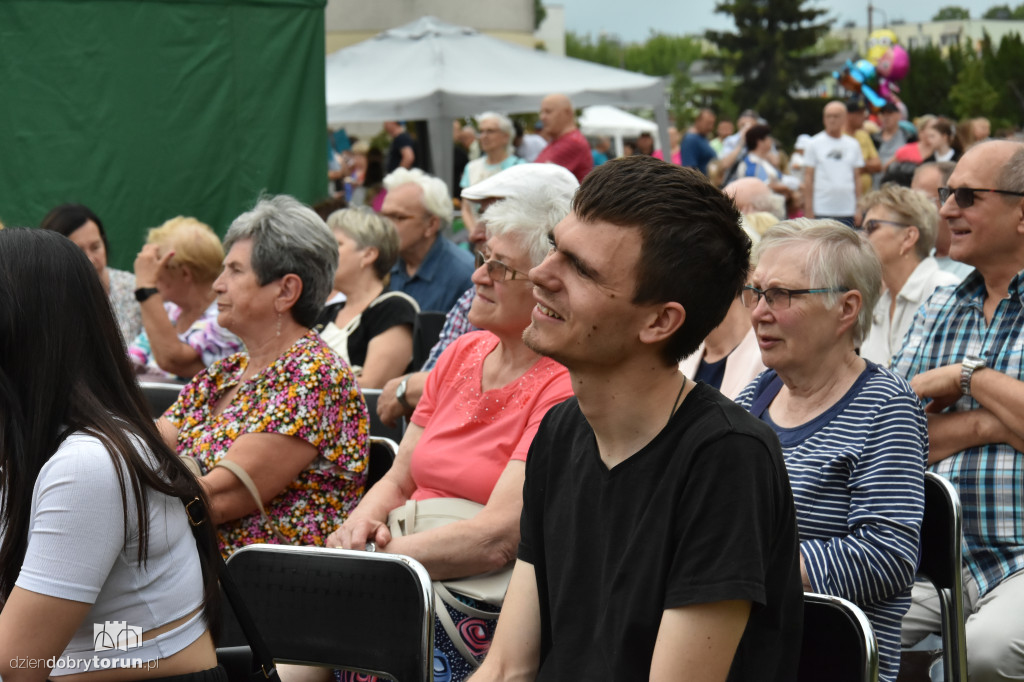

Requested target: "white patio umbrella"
[{"left": 579, "top": 105, "right": 660, "bottom": 157}]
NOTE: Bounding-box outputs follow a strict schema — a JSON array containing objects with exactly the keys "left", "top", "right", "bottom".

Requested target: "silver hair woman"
[
  {"left": 734, "top": 219, "right": 927, "bottom": 682},
  {"left": 157, "top": 195, "right": 369, "bottom": 557},
  {"left": 859, "top": 184, "right": 961, "bottom": 366},
  {"left": 316, "top": 207, "right": 420, "bottom": 388},
  {"left": 460, "top": 111, "right": 527, "bottom": 235},
  {"left": 326, "top": 185, "right": 575, "bottom": 682}
]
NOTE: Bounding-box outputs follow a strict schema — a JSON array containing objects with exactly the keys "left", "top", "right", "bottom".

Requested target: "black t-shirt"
[
  {"left": 387, "top": 132, "right": 416, "bottom": 173},
  {"left": 519, "top": 383, "right": 803, "bottom": 681},
  {"left": 314, "top": 293, "right": 418, "bottom": 370}
]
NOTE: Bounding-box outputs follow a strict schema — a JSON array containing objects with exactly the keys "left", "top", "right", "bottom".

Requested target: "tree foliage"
[
  {"left": 932, "top": 5, "right": 971, "bottom": 20},
  {"left": 565, "top": 31, "right": 704, "bottom": 124},
  {"left": 705, "top": 0, "right": 834, "bottom": 143},
  {"left": 898, "top": 43, "right": 953, "bottom": 116},
  {"left": 983, "top": 4, "right": 1012, "bottom": 19},
  {"left": 898, "top": 31, "right": 1024, "bottom": 130}
]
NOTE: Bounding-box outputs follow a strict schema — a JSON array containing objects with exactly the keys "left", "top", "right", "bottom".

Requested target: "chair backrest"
[
  {"left": 798, "top": 593, "right": 879, "bottom": 682},
  {"left": 139, "top": 380, "right": 185, "bottom": 418},
  {"left": 367, "top": 436, "right": 399, "bottom": 490},
  {"left": 362, "top": 388, "right": 406, "bottom": 443},
  {"left": 224, "top": 545, "right": 433, "bottom": 682},
  {"left": 412, "top": 311, "right": 447, "bottom": 371},
  {"left": 918, "top": 471, "right": 963, "bottom": 590}
]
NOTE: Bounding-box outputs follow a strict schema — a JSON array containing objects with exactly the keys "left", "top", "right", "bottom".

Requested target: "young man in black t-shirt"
[{"left": 473, "top": 156, "right": 804, "bottom": 681}]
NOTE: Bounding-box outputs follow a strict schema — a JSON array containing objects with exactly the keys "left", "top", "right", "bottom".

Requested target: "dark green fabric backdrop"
[{"left": 0, "top": 0, "right": 327, "bottom": 270}]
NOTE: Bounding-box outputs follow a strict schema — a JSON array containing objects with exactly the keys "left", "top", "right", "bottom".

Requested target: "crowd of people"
[{"left": 1, "top": 87, "right": 1023, "bottom": 682}]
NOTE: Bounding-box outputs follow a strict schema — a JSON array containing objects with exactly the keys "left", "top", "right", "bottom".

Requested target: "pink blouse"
[{"left": 409, "top": 331, "right": 572, "bottom": 504}]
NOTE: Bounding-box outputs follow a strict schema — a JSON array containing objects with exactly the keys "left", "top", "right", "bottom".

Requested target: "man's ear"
[
  {"left": 638, "top": 302, "right": 686, "bottom": 346},
  {"left": 276, "top": 273, "right": 304, "bottom": 313}
]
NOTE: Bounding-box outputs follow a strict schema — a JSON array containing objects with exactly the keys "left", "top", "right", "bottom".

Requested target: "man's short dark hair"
[
  {"left": 572, "top": 156, "right": 748, "bottom": 363},
  {"left": 745, "top": 124, "right": 772, "bottom": 152}
]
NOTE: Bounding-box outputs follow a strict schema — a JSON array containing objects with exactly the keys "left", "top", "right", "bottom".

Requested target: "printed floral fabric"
[
  {"left": 128, "top": 300, "right": 243, "bottom": 378},
  {"left": 166, "top": 330, "right": 369, "bottom": 556}
]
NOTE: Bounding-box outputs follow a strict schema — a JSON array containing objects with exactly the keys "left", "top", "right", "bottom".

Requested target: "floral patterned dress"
[{"left": 166, "top": 330, "right": 369, "bottom": 557}]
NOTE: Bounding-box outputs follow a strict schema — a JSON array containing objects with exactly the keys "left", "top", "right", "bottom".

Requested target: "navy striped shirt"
[
  {"left": 736, "top": 363, "right": 927, "bottom": 682},
  {"left": 892, "top": 270, "right": 1024, "bottom": 596}
]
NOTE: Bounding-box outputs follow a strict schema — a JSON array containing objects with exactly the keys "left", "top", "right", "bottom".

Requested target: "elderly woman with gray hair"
[
  {"left": 859, "top": 184, "right": 962, "bottom": 366},
  {"left": 734, "top": 220, "right": 928, "bottom": 682},
  {"left": 158, "top": 196, "right": 369, "bottom": 557},
  {"left": 316, "top": 207, "right": 419, "bottom": 388},
  {"left": 460, "top": 112, "right": 525, "bottom": 235}
]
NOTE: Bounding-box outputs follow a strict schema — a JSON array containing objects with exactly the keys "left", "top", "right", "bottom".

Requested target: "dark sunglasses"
[
  {"left": 863, "top": 219, "right": 912, "bottom": 235},
  {"left": 938, "top": 186, "right": 1024, "bottom": 208}
]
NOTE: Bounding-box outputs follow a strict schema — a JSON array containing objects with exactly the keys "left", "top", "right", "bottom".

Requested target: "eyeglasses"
[
  {"left": 475, "top": 250, "right": 530, "bottom": 282},
  {"left": 741, "top": 285, "right": 849, "bottom": 310},
  {"left": 478, "top": 129, "right": 505, "bottom": 135},
  {"left": 863, "top": 219, "right": 912, "bottom": 235},
  {"left": 938, "top": 186, "right": 1024, "bottom": 208}
]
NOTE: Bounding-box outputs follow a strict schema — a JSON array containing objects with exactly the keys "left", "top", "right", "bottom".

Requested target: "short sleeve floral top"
[{"left": 166, "top": 330, "right": 369, "bottom": 556}]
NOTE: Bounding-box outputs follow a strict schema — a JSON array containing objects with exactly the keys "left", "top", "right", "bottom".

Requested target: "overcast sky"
[{"left": 553, "top": 0, "right": 1010, "bottom": 42}]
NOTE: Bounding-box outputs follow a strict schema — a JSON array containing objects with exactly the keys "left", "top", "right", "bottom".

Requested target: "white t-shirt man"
[{"left": 804, "top": 132, "right": 864, "bottom": 219}]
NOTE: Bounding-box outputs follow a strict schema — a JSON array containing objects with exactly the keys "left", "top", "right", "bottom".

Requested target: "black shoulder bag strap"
[{"left": 182, "top": 497, "right": 282, "bottom": 681}]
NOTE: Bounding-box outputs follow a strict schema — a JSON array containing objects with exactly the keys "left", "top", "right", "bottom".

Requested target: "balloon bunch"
[{"left": 833, "top": 29, "right": 910, "bottom": 111}]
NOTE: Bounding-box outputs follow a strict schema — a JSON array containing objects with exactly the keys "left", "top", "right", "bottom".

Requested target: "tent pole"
[
  {"left": 653, "top": 93, "right": 671, "bottom": 163},
  {"left": 427, "top": 115, "right": 454, "bottom": 202}
]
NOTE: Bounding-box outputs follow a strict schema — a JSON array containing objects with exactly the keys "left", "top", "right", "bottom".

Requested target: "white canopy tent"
[
  {"left": 325, "top": 16, "right": 669, "bottom": 191},
  {"left": 579, "top": 105, "right": 659, "bottom": 158}
]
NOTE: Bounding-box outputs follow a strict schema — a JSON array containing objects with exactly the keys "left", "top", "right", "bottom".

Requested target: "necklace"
[{"left": 666, "top": 374, "right": 687, "bottom": 429}]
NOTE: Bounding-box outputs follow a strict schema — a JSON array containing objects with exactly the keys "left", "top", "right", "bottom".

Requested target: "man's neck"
[
  {"left": 826, "top": 130, "right": 842, "bottom": 139},
  {"left": 572, "top": 357, "right": 693, "bottom": 470},
  {"left": 551, "top": 125, "right": 576, "bottom": 141},
  {"left": 401, "top": 234, "right": 438, "bottom": 275}
]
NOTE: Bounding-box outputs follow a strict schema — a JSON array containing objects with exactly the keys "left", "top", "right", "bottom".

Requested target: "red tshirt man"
[{"left": 535, "top": 93, "right": 593, "bottom": 182}]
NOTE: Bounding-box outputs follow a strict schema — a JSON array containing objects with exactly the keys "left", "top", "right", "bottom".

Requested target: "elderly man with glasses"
[
  {"left": 893, "top": 140, "right": 1024, "bottom": 680},
  {"left": 380, "top": 168, "right": 475, "bottom": 313}
]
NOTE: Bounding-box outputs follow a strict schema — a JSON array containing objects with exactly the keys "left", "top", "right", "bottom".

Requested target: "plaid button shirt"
[
  {"left": 422, "top": 286, "right": 479, "bottom": 371},
  {"left": 892, "top": 269, "right": 1024, "bottom": 595}
]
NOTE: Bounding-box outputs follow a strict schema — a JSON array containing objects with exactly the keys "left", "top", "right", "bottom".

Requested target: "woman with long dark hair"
[{"left": 0, "top": 229, "right": 224, "bottom": 681}]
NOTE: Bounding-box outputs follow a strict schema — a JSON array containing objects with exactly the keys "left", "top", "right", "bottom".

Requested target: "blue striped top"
[{"left": 736, "top": 362, "right": 927, "bottom": 682}]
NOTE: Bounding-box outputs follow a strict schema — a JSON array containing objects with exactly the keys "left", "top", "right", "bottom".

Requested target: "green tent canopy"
[{"left": 0, "top": 0, "right": 328, "bottom": 270}]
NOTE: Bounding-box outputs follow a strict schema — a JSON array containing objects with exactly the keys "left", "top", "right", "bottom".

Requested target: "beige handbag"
[{"left": 387, "top": 497, "right": 513, "bottom": 668}]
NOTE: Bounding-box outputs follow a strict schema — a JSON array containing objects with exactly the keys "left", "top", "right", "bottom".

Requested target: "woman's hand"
[
  {"left": 133, "top": 243, "right": 174, "bottom": 288},
  {"left": 326, "top": 515, "right": 393, "bottom": 551}
]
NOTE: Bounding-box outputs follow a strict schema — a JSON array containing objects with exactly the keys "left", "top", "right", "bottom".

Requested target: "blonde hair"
[
  {"left": 327, "top": 207, "right": 400, "bottom": 282},
  {"left": 860, "top": 184, "right": 939, "bottom": 260},
  {"left": 146, "top": 216, "right": 224, "bottom": 285},
  {"left": 755, "top": 220, "right": 882, "bottom": 345},
  {"left": 742, "top": 212, "right": 780, "bottom": 239}
]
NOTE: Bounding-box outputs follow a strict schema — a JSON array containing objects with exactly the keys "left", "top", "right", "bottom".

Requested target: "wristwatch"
[
  {"left": 134, "top": 287, "right": 160, "bottom": 303},
  {"left": 396, "top": 375, "right": 414, "bottom": 412},
  {"left": 960, "top": 356, "right": 986, "bottom": 396}
]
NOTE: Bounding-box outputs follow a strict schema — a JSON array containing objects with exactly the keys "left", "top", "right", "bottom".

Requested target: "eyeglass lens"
[{"left": 475, "top": 251, "right": 508, "bottom": 281}]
